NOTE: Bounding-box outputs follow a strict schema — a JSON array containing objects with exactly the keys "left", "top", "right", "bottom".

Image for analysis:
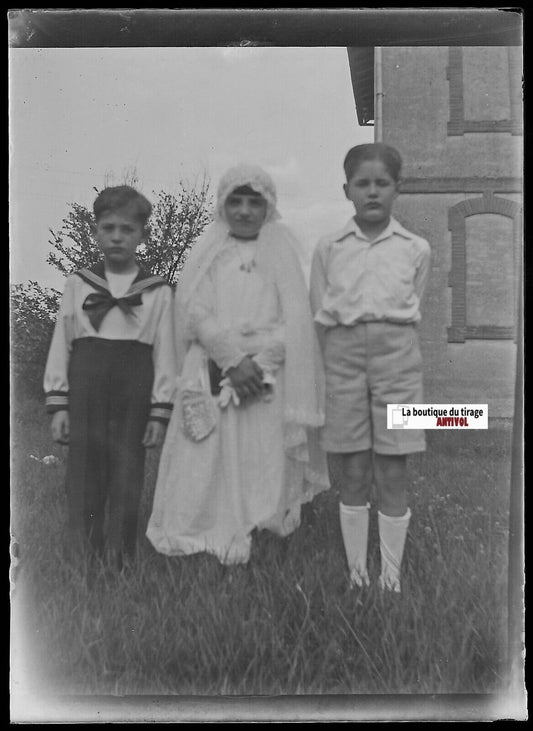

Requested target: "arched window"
[{"left": 447, "top": 191, "right": 521, "bottom": 342}]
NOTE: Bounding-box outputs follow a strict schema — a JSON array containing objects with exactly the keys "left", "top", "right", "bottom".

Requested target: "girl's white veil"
[{"left": 175, "top": 164, "right": 328, "bottom": 488}]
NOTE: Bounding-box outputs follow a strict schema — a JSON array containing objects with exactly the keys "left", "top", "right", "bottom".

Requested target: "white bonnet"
[{"left": 216, "top": 164, "right": 281, "bottom": 222}]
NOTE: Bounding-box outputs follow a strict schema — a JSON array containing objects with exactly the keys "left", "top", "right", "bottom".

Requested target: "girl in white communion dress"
[{"left": 146, "top": 164, "right": 329, "bottom": 565}]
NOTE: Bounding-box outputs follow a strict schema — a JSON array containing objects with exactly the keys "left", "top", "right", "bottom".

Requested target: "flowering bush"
[
  {"left": 10, "top": 281, "right": 61, "bottom": 398},
  {"left": 47, "top": 180, "right": 213, "bottom": 286}
]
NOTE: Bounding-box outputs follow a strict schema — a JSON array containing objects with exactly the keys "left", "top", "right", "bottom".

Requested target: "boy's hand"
[
  {"left": 226, "top": 356, "right": 264, "bottom": 401},
  {"left": 143, "top": 420, "right": 167, "bottom": 449},
  {"left": 51, "top": 411, "right": 70, "bottom": 445}
]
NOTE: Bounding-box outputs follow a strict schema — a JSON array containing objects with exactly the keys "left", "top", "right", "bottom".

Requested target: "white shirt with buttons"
[{"left": 310, "top": 216, "right": 431, "bottom": 327}]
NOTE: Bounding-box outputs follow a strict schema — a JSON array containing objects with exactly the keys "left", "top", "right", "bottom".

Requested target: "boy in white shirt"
[
  {"left": 44, "top": 186, "right": 177, "bottom": 568},
  {"left": 310, "top": 144, "right": 431, "bottom": 592}
]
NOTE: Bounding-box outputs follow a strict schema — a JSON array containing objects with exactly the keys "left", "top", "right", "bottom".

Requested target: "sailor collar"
[{"left": 75, "top": 261, "right": 169, "bottom": 297}]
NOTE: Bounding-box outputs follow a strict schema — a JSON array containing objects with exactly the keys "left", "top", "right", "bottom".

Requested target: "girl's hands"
[
  {"left": 143, "top": 420, "right": 167, "bottom": 449},
  {"left": 226, "top": 356, "right": 265, "bottom": 401},
  {"left": 51, "top": 411, "right": 70, "bottom": 445}
]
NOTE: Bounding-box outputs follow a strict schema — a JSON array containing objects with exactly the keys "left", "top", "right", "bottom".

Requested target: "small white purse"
[
  {"left": 181, "top": 387, "right": 217, "bottom": 442},
  {"left": 179, "top": 345, "right": 217, "bottom": 442}
]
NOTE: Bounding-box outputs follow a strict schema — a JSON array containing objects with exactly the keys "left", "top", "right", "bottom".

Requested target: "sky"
[{"left": 9, "top": 46, "right": 373, "bottom": 289}]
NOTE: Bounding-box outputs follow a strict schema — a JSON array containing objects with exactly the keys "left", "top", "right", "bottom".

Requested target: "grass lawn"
[{"left": 10, "top": 391, "right": 518, "bottom": 716}]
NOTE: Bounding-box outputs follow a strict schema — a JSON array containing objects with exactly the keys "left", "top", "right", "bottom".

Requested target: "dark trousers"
[{"left": 66, "top": 338, "right": 153, "bottom": 559}]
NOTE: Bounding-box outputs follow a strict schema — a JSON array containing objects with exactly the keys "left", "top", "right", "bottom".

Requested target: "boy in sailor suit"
[{"left": 44, "top": 186, "right": 177, "bottom": 567}]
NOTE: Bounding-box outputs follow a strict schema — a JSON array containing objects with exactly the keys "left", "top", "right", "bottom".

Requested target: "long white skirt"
[{"left": 146, "top": 362, "right": 320, "bottom": 565}]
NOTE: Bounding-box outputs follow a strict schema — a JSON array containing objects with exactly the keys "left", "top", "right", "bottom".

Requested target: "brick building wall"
[{"left": 379, "top": 46, "right": 522, "bottom": 416}]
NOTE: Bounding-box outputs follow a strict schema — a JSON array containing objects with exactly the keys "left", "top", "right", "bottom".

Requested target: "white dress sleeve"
[
  {"left": 187, "top": 272, "right": 247, "bottom": 372},
  {"left": 252, "top": 322, "right": 286, "bottom": 372}
]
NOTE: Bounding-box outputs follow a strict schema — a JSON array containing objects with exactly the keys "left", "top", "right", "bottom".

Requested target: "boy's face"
[
  {"left": 224, "top": 192, "right": 268, "bottom": 239},
  {"left": 94, "top": 209, "right": 146, "bottom": 271},
  {"left": 344, "top": 159, "right": 399, "bottom": 228}
]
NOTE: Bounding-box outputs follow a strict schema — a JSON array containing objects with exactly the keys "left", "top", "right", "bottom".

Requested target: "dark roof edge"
[{"left": 347, "top": 47, "right": 375, "bottom": 127}]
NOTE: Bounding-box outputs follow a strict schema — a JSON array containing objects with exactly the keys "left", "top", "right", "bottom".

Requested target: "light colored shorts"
[{"left": 322, "top": 322, "right": 426, "bottom": 455}]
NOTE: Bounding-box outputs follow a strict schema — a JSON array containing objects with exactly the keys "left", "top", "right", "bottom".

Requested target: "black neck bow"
[{"left": 82, "top": 290, "right": 143, "bottom": 331}]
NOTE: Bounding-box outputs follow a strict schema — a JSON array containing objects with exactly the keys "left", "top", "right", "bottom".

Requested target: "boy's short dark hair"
[
  {"left": 343, "top": 143, "right": 403, "bottom": 183},
  {"left": 93, "top": 186, "right": 152, "bottom": 225}
]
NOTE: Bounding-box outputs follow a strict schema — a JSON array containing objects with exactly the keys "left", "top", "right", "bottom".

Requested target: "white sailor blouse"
[{"left": 43, "top": 262, "right": 177, "bottom": 422}]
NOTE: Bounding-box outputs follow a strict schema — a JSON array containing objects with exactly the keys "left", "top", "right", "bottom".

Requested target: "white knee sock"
[
  {"left": 339, "top": 502, "right": 370, "bottom": 587},
  {"left": 378, "top": 508, "right": 411, "bottom": 593}
]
